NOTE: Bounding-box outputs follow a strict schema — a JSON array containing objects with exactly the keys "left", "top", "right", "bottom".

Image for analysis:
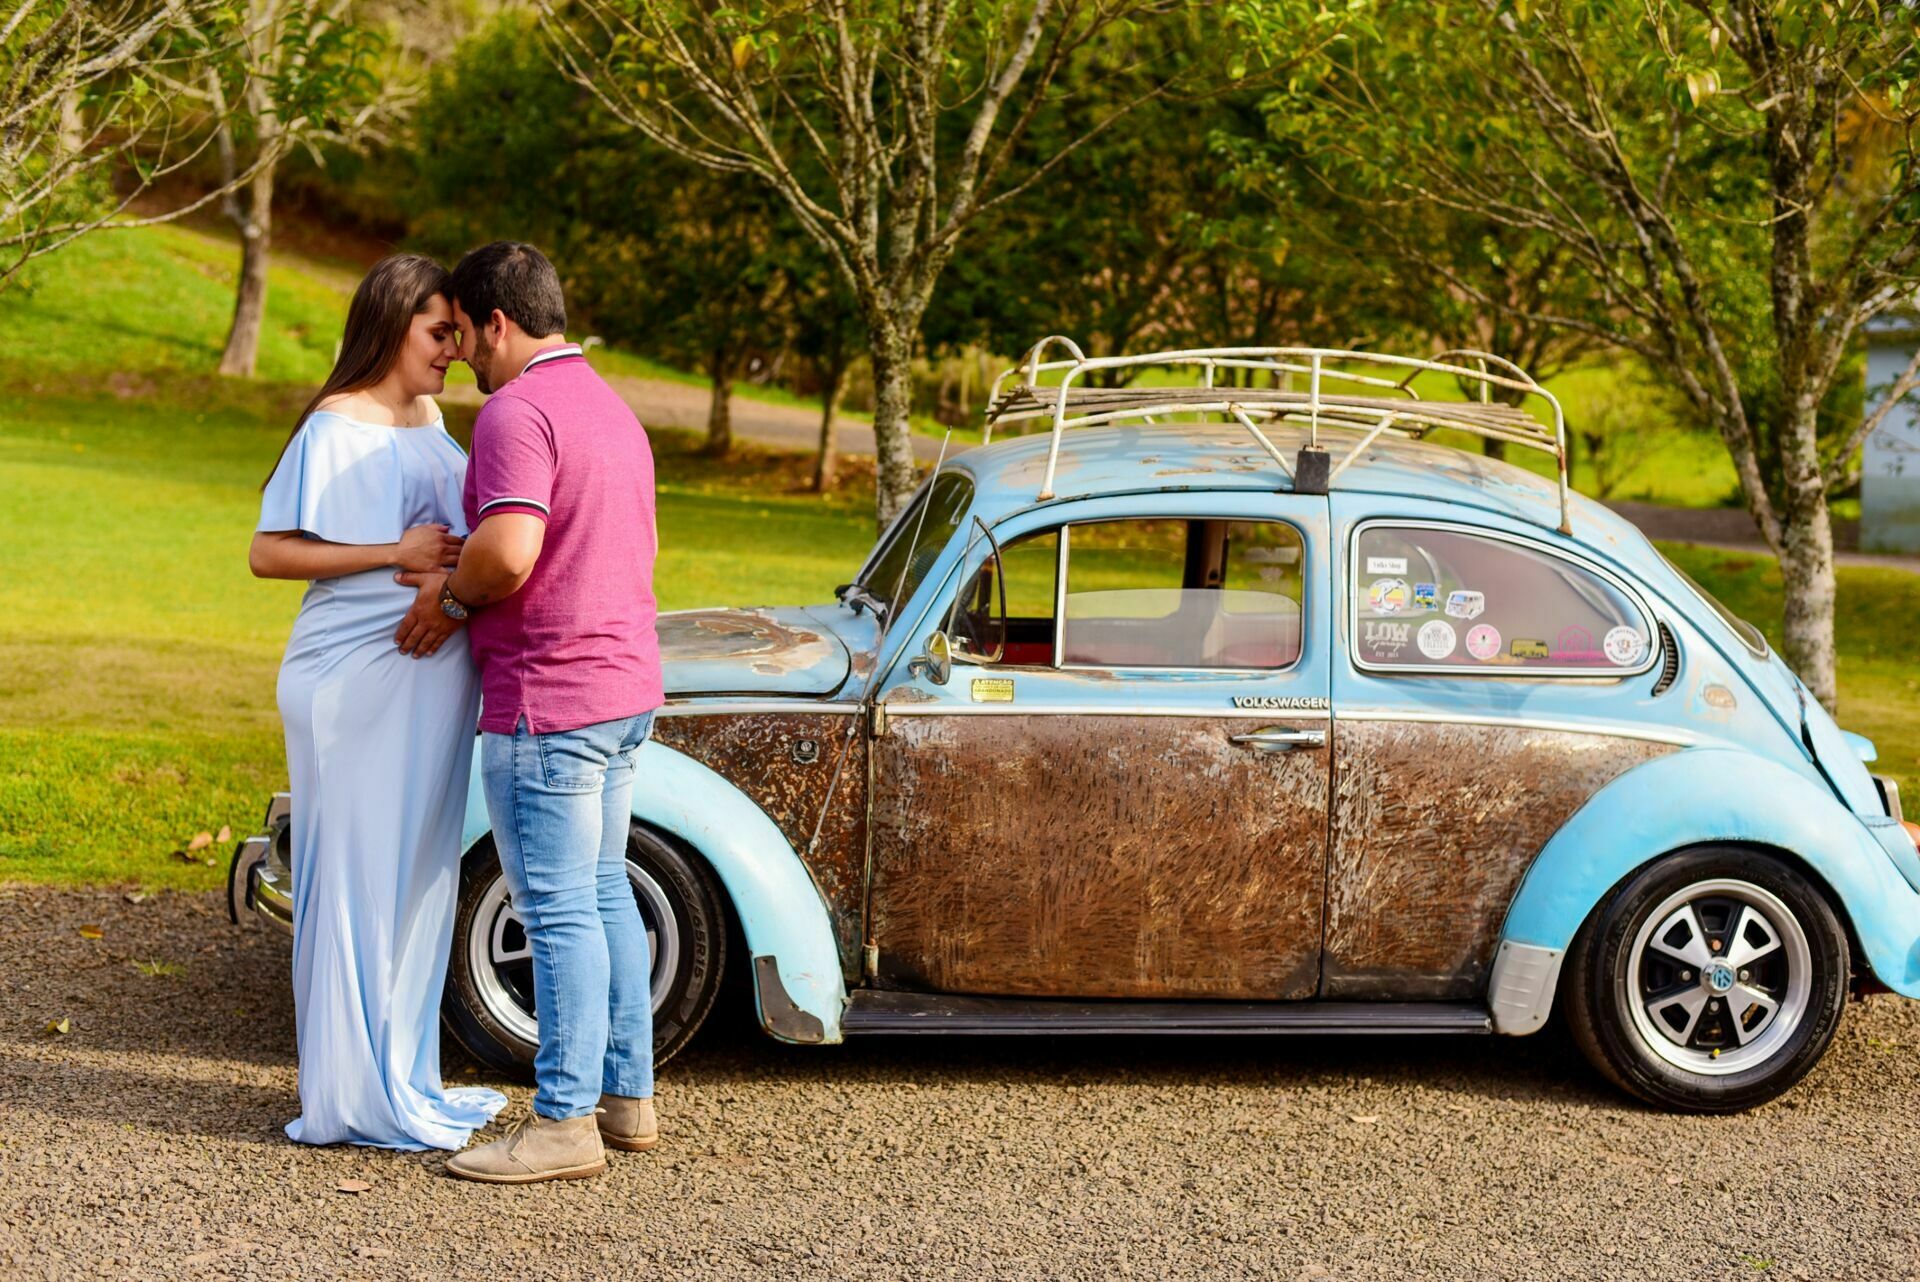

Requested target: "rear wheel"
[
  {"left": 1565, "top": 846, "right": 1848, "bottom": 1113},
  {"left": 443, "top": 823, "right": 728, "bottom": 1078}
]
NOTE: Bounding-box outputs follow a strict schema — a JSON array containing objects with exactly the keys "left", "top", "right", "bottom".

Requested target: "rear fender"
[
  {"left": 460, "top": 738, "right": 847, "bottom": 1044},
  {"left": 1489, "top": 748, "right": 1920, "bottom": 1033}
]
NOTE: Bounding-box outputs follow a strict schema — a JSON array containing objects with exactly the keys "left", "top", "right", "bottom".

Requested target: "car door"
[
  {"left": 864, "top": 492, "right": 1333, "bottom": 1000},
  {"left": 1325, "top": 508, "right": 1678, "bottom": 1000}
]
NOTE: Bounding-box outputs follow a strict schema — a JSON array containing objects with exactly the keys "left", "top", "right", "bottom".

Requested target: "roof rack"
[{"left": 983, "top": 337, "right": 1572, "bottom": 534}]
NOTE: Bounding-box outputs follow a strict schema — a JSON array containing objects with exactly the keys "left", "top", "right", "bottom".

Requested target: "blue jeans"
[{"left": 482, "top": 711, "right": 656, "bottom": 1119}]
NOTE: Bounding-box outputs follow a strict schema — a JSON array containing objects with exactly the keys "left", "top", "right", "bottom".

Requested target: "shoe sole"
[
  {"left": 445, "top": 1158, "right": 608, "bottom": 1185},
  {"left": 600, "top": 1131, "right": 659, "bottom": 1153}
]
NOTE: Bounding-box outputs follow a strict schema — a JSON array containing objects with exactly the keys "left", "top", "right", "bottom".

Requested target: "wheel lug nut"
[
  {"left": 1739, "top": 970, "right": 1750, "bottom": 982},
  {"left": 1709, "top": 1000, "right": 1719, "bottom": 1010},
  {"left": 1680, "top": 970, "right": 1692, "bottom": 981}
]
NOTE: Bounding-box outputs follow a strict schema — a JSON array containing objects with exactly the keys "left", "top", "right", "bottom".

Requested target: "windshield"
[
  {"left": 855, "top": 472, "right": 975, "bottom": 615},
  {"left": 1660, "top": 554, "right": 1769, "bottom": 657}
]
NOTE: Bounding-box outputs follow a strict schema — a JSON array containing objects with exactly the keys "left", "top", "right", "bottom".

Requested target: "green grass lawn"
[{"left": 0, "top": 224, "right": 1912, "bottom": 890}]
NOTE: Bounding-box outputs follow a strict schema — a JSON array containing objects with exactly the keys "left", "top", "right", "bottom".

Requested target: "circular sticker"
[
  {"left": 1417, "top": 619, "right": 1457, "bottom": 659},
  {"left": 1603, "top": 625, "right": 1647, "bottom": 666},
  {"left": 1465, "top": 624, "right": 1502, "bottom": 661},
  {"left": 1368, "top": 578, "right": 1409, "bottom": 614}
]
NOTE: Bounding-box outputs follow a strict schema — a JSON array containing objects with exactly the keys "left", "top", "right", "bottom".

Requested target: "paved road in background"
[{"left": 7, "top": 885, "right": 1920, "bottom": 1281}]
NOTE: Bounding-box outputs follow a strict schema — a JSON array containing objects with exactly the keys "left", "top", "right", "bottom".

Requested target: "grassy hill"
[{"left": 0, "top": 223, "right": 1912, "bottom": 887}]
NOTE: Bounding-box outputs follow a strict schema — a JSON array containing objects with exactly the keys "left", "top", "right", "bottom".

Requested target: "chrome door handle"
[{"left": 1228, "top": 726, "right": 1327, "bottom": 752}]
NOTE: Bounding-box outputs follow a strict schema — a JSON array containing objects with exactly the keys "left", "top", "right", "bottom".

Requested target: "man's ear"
[{"left": 489, "top": 308, "right": 514, "bottom": 345}]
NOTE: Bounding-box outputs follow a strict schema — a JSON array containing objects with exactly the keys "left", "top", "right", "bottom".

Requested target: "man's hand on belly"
[{"left": 393, "top": 571, "right": 462, "bottom": 657}]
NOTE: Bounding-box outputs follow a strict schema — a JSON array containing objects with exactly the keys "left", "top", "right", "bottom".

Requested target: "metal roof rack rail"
[{"left": 983, "top": 337, "right": 1572, "bottom": 533}]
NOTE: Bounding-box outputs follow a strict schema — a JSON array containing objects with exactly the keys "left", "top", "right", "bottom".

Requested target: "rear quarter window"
[{"left": 1351, "top": 522, "right": 1656, "bottom": 677}]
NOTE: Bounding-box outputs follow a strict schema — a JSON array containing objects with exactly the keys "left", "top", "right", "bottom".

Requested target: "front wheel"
[
  {"left": 1564, "top": 846, "right": 1849, "bottom": 1113},
  {"left": 443, "top": 823, "right": 728, "bottom": 1078}
]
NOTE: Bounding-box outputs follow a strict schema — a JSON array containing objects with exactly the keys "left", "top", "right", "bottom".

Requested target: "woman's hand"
[{"left": 394, "top": 523, "right": 465, "bottom": 573}]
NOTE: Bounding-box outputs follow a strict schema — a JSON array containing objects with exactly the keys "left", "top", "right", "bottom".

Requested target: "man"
[{"left": 394, "top": 241, "right": 663, "bottom": 1184}]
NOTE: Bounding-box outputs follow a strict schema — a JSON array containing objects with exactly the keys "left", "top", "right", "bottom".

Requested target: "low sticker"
[
  {"left": 971, "top": 677, "right": 1015, "bottom": 703},
  {"left": 1465, "top": 624, "right": 1502, "bottom": 660},
  {"left": 1363, "top": 620, "right": 1413, "bottom": 659},
  {"left": 1603, "top": 626, "right": 1648, "bottom": 666},
  {"left": 1510, "top": 638, "right": 1550, "bottom": 660},
  {"left": 1417, "top": 619, "right": 1457, "bottom": 660},
  {"left": 1444, "top": 589, "right": 1485, "bottom": 620},
  {"left": 1366, "top": 556, "right": 1408, "bottom": 575},
  {"left": 1368, "top": 578, "right": 1410, "bottom": 615},
  {"left": 1412, "top": 582, "right": 1439, "bottom": 611},
  {"left": 1553, "top": 625, "right": 1597, "bottom": 662}
]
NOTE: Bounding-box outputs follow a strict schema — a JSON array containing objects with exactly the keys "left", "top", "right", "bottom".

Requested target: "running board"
[{"left": 842, "top": 991, "right": 1491, "bottom": 1036}]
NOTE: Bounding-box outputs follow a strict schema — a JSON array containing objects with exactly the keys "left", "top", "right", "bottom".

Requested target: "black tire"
[
  {"left": 443, "top": 823, "right": 728, "bottom": 1079},
  {"left": 1564, "top": 845, "right": 1848, "bottom": 1113}
]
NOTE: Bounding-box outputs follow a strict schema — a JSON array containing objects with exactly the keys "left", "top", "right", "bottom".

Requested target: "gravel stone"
[{"left": 5, "top": 883, "right": 1920, "bottom": 1280}]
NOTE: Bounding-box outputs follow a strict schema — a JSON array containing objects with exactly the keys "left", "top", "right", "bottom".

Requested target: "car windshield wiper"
[{"left": 838, "top": 583, "right": 888, "bottom": 621}]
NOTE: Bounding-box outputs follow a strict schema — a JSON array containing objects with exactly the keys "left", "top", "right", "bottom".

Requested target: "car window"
[
  {"left": 1352, "top": 523, "right": 1654, "bottom": 675},
  {"left": 857, "top": 472, "right": 974, "bottom": 615},
  {"left": 1059, "top": 518, "right": 1305, "bottom": 670},
  {"left": 951, "top": 528, "right": 1059, "bottom": 666}
]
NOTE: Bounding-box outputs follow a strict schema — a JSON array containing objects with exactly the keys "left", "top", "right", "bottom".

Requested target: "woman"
[{"left": 249, "top": 254, "right": 507, "bottom": 1150}]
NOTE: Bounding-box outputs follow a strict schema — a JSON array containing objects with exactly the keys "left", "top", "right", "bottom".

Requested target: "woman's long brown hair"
[{"left": 263, "top": 254, "right": 452, "bottom": 487}]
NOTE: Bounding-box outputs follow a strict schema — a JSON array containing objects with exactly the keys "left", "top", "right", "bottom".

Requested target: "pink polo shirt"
[{"left": 462, "top": 344, "right": 663, "bottom": 734}]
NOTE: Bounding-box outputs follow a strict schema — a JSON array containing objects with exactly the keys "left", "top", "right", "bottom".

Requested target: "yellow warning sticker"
[{"left": 971, "top": 677, "right": 1015, "bottom": 703}]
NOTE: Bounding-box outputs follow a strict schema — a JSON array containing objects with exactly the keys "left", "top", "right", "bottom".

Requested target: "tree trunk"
[
  {"left": 704, "top": 353, "right": 734, "bottom": 457},
  {"left": 1776, "top": 397, "right": 1840, "bottom": 711},
  {"left": 867, "top": 319, "right": 919, "bottom": 530},
  {"left": 813, "top": 357, "right": 843, "bottom": 494},
  {"left": 217, "top": 167, "right": 274, "bottom": 378}
]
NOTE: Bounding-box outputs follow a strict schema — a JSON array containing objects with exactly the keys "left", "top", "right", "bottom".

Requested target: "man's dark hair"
[{"left": 449, "top": 241, "right": 567, "bottom": 337}]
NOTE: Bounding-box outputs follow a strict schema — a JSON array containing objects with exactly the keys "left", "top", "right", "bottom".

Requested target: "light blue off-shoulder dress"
[{"left": 259, "top": 409, "right": 508, "bottom": 1150}]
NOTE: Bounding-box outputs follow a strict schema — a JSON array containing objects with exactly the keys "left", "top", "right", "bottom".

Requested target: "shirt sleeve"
[
  {"left": 256, "top": 414, "right": 407, "bottom": 544},
  {"left": 469, "top": 395, "right": 555, "bottom": 524}
]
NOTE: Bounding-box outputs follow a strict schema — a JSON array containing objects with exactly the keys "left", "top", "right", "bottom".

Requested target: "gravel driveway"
[{"left": 5, "top": 883, "right": 1920, "bottom": 1281}]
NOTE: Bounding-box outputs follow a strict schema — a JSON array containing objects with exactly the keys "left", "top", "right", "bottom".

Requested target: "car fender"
[
  {"left": 1487, "top": 747, "right": 1920, "bottom": 1034},
  {"left": 459, "top": 738, "right": 847, "bottom": 1045}
]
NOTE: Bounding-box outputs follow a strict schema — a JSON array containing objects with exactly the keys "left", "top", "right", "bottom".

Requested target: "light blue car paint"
[
  {"left": 460, "top": 738, "right": 848, "bottom": 1043},
  {"left": 1501, "top": 749, "right": 1920, "bottom": 998}
]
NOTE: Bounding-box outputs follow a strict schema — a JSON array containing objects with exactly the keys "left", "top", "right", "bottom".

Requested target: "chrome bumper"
[{"left": 227, "top": 792, "right": 293, "bottom": 933}]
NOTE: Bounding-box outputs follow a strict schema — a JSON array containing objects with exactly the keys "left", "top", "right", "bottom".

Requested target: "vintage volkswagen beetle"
[{"left": 232, "top": 341, "right": 1920, "bottom": 1113}]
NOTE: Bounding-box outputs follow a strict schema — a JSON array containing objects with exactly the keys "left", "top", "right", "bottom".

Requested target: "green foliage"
[{"left": 409, "top": 14, "right": 825, "bottom": 405}]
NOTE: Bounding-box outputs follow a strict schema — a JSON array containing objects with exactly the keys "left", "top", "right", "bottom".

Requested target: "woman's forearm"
[{"left": 249, "top": 532, "right": 397, "bottom": 581}]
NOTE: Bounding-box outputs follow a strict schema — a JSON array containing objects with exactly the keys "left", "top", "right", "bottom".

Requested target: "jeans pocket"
[
  {"left": 619, "top": 710, "right": 657, "bottom": 757},
  {"left": 536, "top": 729, "right": 609, "bottom": 793}
]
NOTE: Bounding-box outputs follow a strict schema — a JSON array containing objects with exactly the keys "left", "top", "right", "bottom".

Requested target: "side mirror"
[{"left": 909, "top": 631, "right": 953, "bottom": 685}]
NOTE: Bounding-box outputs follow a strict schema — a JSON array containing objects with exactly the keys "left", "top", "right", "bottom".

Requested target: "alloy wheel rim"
[
  {"left": 467, "top": 858, "right": 683, "bottom": 1047},
  {"left": 1622, "top": 877, "right": 1812, "bottom": 1077}
]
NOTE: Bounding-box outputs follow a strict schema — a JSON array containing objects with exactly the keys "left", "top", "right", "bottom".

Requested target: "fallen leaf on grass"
[
  {"left": 43, "top": 1018, "right": 70, "bottom": 1035},
  {"left": 124, "top": 891, "right": 149, "bottom": 905},
  {"left": 336, "top": 1180, "right": 373, "bottom": 1194},
  {"left": 216, "top": 825, "right": 233, "bottom": 843},
  {"left": 77, "top": 924, "right": 103, "bottom": 940},
  {"left": 187, "top": 832, "right": 214, "bottom": 852},
  {"left": 133, "top": 959, "right": 184, "bottom": 978},
  {"left": 168, "top": 849, "right": 194, "bottom": 863}
]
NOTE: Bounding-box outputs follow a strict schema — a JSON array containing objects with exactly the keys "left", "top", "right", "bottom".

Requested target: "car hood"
[{"left": 659, "top": 605, "right": 868, "bottom": 699}]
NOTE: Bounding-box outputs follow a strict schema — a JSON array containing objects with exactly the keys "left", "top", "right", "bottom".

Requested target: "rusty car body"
[{"left": 233, "top": 340, "right": 1920, "bottom": 1112}]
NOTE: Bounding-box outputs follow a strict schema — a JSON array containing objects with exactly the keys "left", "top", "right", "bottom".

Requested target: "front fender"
[
  {"left": 460, "top": 738, "right": 847, "bottom": 1045},
  {"left": 1489, "top": 748, "right": 1920, "bottom": 1033}
]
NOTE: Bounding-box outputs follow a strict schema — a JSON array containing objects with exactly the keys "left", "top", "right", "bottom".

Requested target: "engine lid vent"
[{"left": 1651, "top": 621, "right": 1680, "bottom": 696}]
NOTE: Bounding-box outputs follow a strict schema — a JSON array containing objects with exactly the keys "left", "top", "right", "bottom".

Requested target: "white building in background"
[{"left": 1863, "top": 312, "right": 1920, "bottom": 555}]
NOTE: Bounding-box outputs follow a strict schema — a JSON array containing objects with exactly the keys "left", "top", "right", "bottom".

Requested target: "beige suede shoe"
[
  {"left": 445, "top": 1113, "right": 606, "bottom": 1184},
  {"left": 596, "top": 1095, "right": 658, "bottom": 1152}
]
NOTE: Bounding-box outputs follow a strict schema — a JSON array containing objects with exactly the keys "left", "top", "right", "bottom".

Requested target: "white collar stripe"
[{"left": 521, "top": 345, "right": 583, "bottom": 373}]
